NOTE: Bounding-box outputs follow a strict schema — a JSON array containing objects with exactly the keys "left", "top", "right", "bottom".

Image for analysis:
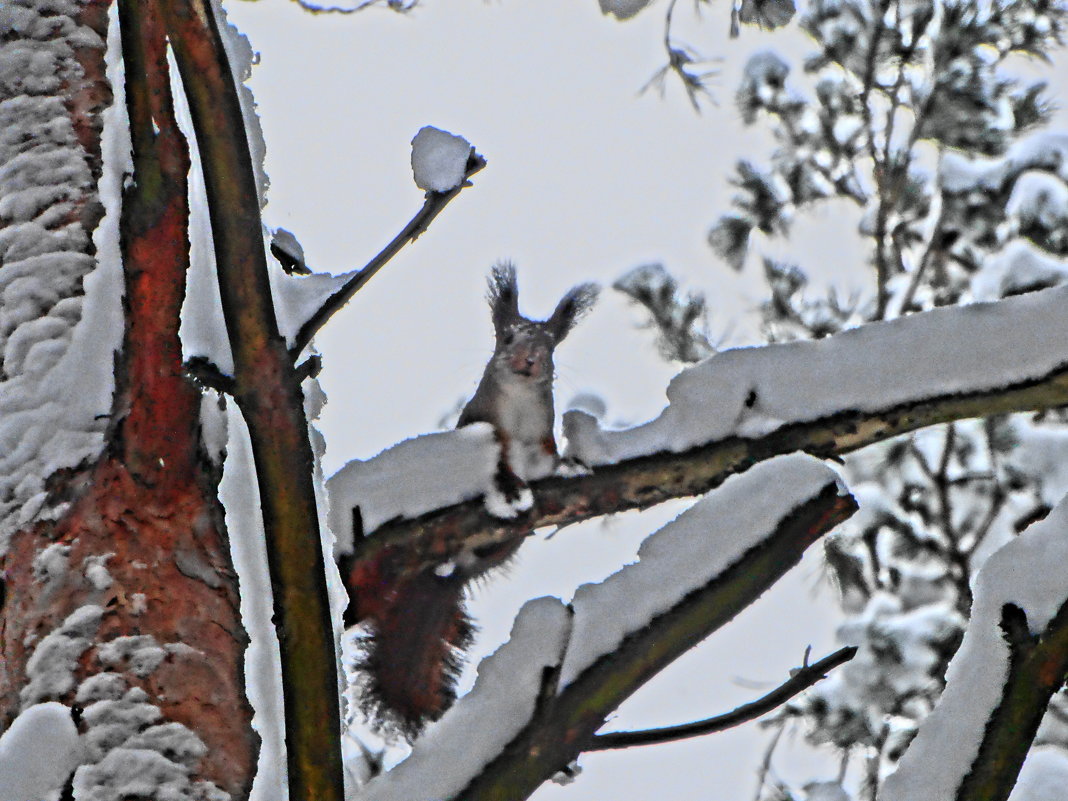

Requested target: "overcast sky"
[{"left": 221, "top": 2, "right": 1068, "bottom": 798}]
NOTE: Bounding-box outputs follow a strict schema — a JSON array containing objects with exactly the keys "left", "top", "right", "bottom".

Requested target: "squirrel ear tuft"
[
  {"left": 546, "top": 282, "right": 599, "bottom": 342},
  {"left": 488, "top": 262, "right": 521, "bottom": 332}
]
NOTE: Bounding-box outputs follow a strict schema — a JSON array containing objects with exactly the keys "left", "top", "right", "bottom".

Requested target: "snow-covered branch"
[
  {"left": 882, "top": 494, "right": 1068, "bottom": 801},
  {"left": 290, "top": 135, "right": 486, "bottom": 357},
  {"left": 334, "top": 284, "right": 1068, "bottom": 588},
  {"left": 358, "top": 454, "right": 855, "bottom": 801}
]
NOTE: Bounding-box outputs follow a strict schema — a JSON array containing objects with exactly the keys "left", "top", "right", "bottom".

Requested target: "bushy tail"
[
  {"left": 346, "top": 539, "right": 522, "bottom": 738},
  {"left": 349, "top": 555, "right": 473, "bottom": 738}
]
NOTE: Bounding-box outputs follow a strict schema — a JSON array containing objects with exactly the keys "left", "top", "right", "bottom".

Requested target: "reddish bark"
[
  {"left": 0, "top": 0, "right": 255, "bottom": 794},
  {"left": 65, "top": 0, "right": 114, "bottom": 236},
  {"left": 1, "top": 458, "right": 253, "bottom": 794}
]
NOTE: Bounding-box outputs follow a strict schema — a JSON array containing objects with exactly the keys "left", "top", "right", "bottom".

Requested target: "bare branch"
[
  {"left": 753, "top": 719, "right": 788, "bottom": 801},
  {"left": 642, "top": 0, "right": 719, "bottom": 111},
  {"left": 586, "top": 645, "right": 858, "bottom": 750},
  {"left": 290, "top": 151, "right": 487, "bottom": 357}
]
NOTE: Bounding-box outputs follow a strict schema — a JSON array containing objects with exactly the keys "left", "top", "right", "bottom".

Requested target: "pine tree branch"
[
  {"left": 341, "top": 340, "right": 1068, "bottom": 592},
  {"left": 453, "top": 483, "right": 857, "bottom": 801},
  {"left": 158, "top": 2, "right": 344, "bottom": 798},
  {"left": 586, "top": 645, "right": 858, "bottom": 751},
  {"left": 290, "top": 151, "right": 486, "bottom": 357}
]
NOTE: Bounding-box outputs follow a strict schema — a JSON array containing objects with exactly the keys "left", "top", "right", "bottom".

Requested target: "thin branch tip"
[
  {"left": 586, "top": 644, "right": 857, "bottom": 751},
  {"left": 290, "top": 148, "right": 487, "bottom": 356}
]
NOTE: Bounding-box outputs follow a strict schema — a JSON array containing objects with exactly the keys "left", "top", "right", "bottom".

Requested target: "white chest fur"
[{"left": 497, "top": 377, "right": 556, "bottom": 480}]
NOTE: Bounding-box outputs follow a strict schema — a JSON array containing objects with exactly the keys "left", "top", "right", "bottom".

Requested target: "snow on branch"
[
  {"left": 558, "top": 453, "right": 848, "bottom": 686},
  {"left": 327, "top": 424, "right": 498, "bottom": 554},
  {"left": 335, "top": 284, "right": 1068, "bottom": 581},
  {"left": 564, "top": 283, "right": 1068, "bottom": 466},
  {"left": 359, "top": 596, "right": 573, "bottom": 801},
  {"left": 358, "top": 455, "right": 855, "bottom": 801},
  {"left": 882, "top": 492, "right": 1068, "bottom": 801}
]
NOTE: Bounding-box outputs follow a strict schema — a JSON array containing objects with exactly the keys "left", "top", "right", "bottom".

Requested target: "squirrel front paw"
[
  {"left": 483, "top": 463, "right": 534, "bottom": 518},
  {"left": 483, "top": 483, "right": 534, "bottom": 518}
]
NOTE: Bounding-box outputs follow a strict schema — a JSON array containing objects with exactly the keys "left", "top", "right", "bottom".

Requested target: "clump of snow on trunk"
[
  {"left": 0, "top": 701, "right": 83, "bottom": 801},
  {"left": 0, "top": 0, "right": 126, "bottom": 548}
]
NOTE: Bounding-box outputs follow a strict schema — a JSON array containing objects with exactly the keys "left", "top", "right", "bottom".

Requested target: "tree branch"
[
  {"left": 340, "top": 344, "right": 1068, "bottom": 590},
  {"left": 453, "top": 482, "right": 857, "bottom": 801},
  {"left": 159, "top": 1, "right": 344, "bottom": 798},
  {"left": 956, "top": 599, "right": 1068, "bottom": 801},
  {"left": 586, "top": 645, "right": 858, "bottom": 751},
  {"left": 290, "top": 151, "right": 486, "bottom": 357},
  {"left": 292, "top": 0, "right": 418, "bottom": 13}
]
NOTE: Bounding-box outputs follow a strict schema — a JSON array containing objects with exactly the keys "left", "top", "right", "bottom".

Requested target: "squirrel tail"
[
  {"left": 346, "top": 539, "right": 522, "bottom": 738},
  {"left": 351, "top": 561, "right": 474, "bottom": 738}
]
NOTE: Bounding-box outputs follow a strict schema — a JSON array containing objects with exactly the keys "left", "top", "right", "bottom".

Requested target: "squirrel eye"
[{"left": 502, "top": 332, "right": 515, "bottom": 346}]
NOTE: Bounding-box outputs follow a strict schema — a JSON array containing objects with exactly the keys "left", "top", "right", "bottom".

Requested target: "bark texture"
[{"left": 1, "top": 0, "right": 256, "bottom": 795}]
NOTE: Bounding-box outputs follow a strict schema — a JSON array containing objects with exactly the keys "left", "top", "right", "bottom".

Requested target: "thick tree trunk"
[{"left": 0, "top": 0, "right": 256, "bottom": 795}]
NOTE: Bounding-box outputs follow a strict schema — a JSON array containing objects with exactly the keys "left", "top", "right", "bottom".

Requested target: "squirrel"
[{"left": 351, "top": 262, "right": 598, "bottom": 738}]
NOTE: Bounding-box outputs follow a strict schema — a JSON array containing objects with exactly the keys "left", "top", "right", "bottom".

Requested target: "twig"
[
  {"left": 184, "top": 356, "right": 236, "bottom": 394},
  {"left": 290, "top": 151, "right": 486, "bottom": 357},
  {"left": 753, "top": 718, "right": 787, "bottom": 801},
  {"left": 586, "top": 645, "right": 857, "bottom": 750},
  {"left": 292, "top": 0, "right": 418, "bottom": 13},
  {"left": 642, "top": 0, "right": 718, "bottom": 112},
  {"left": 858, "top": 0, "right": 894, "bottom": 318},
  {"left": 897, "top": 202, "right": 948, "bottom": 314}
]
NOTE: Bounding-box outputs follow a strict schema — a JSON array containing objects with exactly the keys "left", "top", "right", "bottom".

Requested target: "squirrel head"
[{"left": 486, "top": 262, "right": 599, "bottom": 385}]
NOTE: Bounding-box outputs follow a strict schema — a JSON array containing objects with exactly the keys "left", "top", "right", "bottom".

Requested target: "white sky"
[{"left": 221, "top": 1, "right": 1067, "bottom": 799}]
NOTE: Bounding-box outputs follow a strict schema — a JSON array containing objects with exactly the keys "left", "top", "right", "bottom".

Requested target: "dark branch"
[
  {"left": 184, "top": 356, "right": 236, "bottom": 395},
  {"left": 954, "top": 599, "right": 1068, "bottom": 801},
  {"left": 586, "top": 645, "right": 857, "bottom": 750},
  {"left": 292, "top": 0, "right": 418, "bottom": 13},
  {"left": 291, "top": 151, "right": 487, "bottom": 357},
  {"left": 160, "top": 1, "right": 344, "bottom": 796},
  {"left": 295, "top": 354, "right": 323, "bottom": 382}
]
